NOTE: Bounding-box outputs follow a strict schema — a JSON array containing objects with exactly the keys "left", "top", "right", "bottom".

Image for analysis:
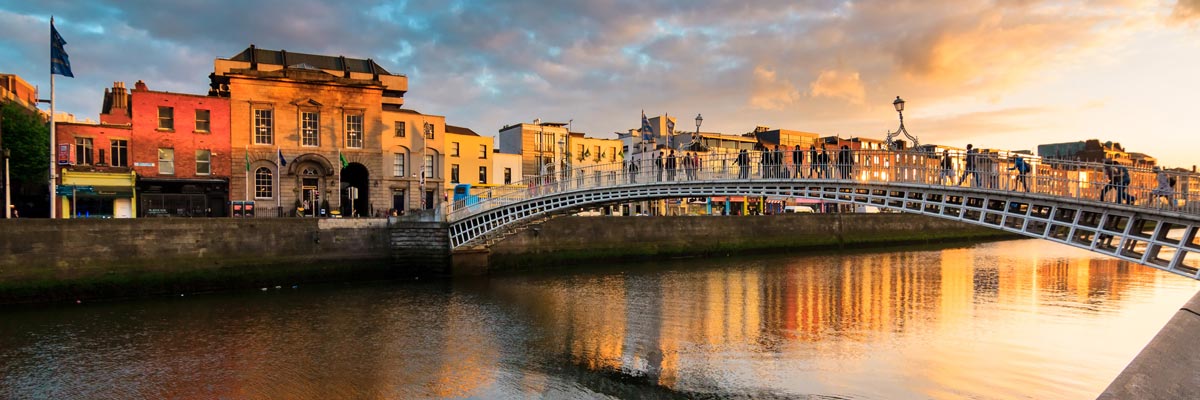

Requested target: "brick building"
[
  {"left": 54, "top": 119, "right": 135, "bottom": 218},
  {"left": 129, "top": 80, "right": 231, "bottom": 217}
]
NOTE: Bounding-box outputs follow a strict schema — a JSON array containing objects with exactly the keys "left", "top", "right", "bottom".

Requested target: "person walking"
[
  {"left": 628, "top": 157, "right": 640, "bottom": 183},
  {"left": 736, "top": 149, "right": 750, "bottom": 179},
  {"left": 1008, "top": 154, "right": 1031, "bottom": 192},
  {"left": 939, "top": 149, "right": 954, "bottom": 185},
  {"left": 809, "top": 145, "right": 819, "bottom": 178},
  {"left": 1151, "top": 167, "right": 1177, "bottom": 207},
  {"left": 683, "top": 151, "right": 695, "bottom": 180},
  {"left": 758, "top": 147, "right": 769, "bottom": 179},
  {"left": 818, "top": 146, "right": 831, "bottom": 179},
  {"left": 957, "top": 144, "right": 978, "bottom": 187},
  {"left": 838, "top": 145, "right": 854, "bottom": 179},
  {"left": 1099, "top": 159, "right": 1116, "bottom": 202},
  {"left": 666, "top": 150, "right": 677, "bottom": 181},
  {"left": 655, "top": 151, "right": 664, "bottom": 182},
  {"left": 693, "top": 152, "right": 703, "bottom": 180},
  {"left": 792, "top": 145, "right": 804, "bottom": 178},
  {"left": 1114, "top": 161, "right": 1134, "bottom": 205}
]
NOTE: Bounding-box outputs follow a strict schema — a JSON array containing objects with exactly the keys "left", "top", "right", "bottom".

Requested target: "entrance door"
[
  {"left": 302, "top": 178, "right": 318, "bottom": 217},
  {"left": 424, "top": 190, "right": 434, "bottom": 210},
  {"left": 392, "top": 190, "right": 405, "bottom": 214}
]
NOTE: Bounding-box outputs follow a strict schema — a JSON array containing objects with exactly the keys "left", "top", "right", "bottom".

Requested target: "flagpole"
[
  {"left": 49, "top": 63, "right": 56, "bottom": 218},
  {"left": 244, "top": 145, "right": 249, "bottom": 204},
  {"left": 275, "top": 145, "right": 281, "bottom": 215}
]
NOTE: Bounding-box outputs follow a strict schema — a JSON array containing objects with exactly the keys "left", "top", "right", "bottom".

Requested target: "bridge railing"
[{"left": 446, "top": 149, "right": 1200, "bottom": 221}]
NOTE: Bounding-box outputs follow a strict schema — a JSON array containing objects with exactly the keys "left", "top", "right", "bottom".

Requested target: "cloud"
[
  {"left": 1172, "top": 0, "right": 1200, "bottom": 23},
  {"left": 809, "top": 69, "right": 866, "bottom": 105},
  {"left": 749, "top": 66, "right": 801, "bottom": 110}
]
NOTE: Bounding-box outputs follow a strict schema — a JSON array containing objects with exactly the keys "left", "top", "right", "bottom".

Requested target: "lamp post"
[
  {"left": 3, "top": 148, "right": 9, "bottom": 218},
  {"left": 694, "top": 114, "right": 703, "bottom": 148},
  {"left": 885, "top": 96, "right": 919, "bottom": 150}
]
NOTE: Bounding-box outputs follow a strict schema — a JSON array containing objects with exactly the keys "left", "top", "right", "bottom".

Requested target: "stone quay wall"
[{"left": 488, "top": 214, "right": 1015, "bottom": 269}]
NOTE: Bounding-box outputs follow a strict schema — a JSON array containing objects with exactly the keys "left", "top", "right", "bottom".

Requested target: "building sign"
[
  {"left": 134, "top": 162, "right": 155, "bottom": 167},
  {"left": 57, "top": 144, "right": 70, "bottom": 165}
]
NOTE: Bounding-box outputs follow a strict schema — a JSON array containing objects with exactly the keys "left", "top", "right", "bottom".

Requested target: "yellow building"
[
  {"left": 381, "top": 108, "right": 447, "bottom": 212},
  {"left": 497, "top": 120, "right": 570, "bottom": 177},
  {"left": 213, "top": 45, "right": 416, "bottom": 217},
  {"left": 443, "top": 125, "right": 493, "bottom": 198}
]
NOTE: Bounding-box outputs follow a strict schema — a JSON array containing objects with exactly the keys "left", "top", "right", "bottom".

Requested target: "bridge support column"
[
  {"left": 451, "top": 248, "right": 490, "bottom": 276},
  {"left": 1100, "top": 290, "right": 1200, "bottom": 399}
]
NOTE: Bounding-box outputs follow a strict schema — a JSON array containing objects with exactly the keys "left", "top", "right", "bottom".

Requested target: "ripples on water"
[{"left": 0, "top": 239, "right": 1196, "bottom": 399}]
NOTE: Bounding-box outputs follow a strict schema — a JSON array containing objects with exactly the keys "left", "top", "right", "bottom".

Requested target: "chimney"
[
  {"left": 111, "top": 82, "right": 127, "bottom": 109},
  {"left": 134, "top": 80, "right": 147, "bottom": 92},
  {"left": 249, "top": 44, "right": 258, "bottom": 70}
]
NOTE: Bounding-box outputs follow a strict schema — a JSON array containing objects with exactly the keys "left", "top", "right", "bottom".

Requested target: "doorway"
[{"left": 340, "top": 163, "right": 370, "bottom": 217}]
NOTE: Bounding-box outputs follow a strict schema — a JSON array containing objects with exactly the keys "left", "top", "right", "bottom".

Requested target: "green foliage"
[{"left": 1, "top": 101, "right": 49, "bottom": 185}]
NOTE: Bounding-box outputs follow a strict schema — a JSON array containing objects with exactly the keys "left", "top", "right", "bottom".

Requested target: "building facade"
[
  {"left": 444, "top": 125, "right": 491, "bottom": 197},
  {"left": 497, "top": 120, "right": 570, "bottom": 178},
  {"left": 213, "top": 45, "right": 417, "bottom": 217},
  {"left": 129, "top": 80, "right": 231, "bottom": 217},
  {"left": 54, "top": 121, "right": 135, "bottom": 218}
]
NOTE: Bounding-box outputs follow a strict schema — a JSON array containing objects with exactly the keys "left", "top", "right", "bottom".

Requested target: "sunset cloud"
[
  {"left": 809, "top": 69, "right": 866, "bottom": 105},
  {"left": 0, "top": 0, "right": 1195, "bottom": 166}
]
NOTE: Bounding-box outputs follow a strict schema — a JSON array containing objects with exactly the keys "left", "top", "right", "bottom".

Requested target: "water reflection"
[
  {"left": 490, "top": 239, "right": 1197, "bottom": 398},
  {"left": 0, "top": 239, "right": 1196, "bottom": 399}
]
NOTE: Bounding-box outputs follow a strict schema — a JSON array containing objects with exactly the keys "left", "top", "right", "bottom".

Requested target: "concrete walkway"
[{"left": 1100, "top": 289, "right": 1200, "bottom": 399}]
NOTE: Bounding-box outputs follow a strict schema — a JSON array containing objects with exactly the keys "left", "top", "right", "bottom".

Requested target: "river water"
[{"left": 1, "top": 239, "right": 1197, "bottom": 399}]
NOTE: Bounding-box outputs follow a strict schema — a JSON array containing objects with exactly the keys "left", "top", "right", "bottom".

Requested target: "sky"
[{"left": 1, "top": 0, "right": 1198, "bottom": 167}]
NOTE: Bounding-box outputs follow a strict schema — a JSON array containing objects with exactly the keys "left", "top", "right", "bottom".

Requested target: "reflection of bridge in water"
[{"left": 446, "top": 149, "right": 1200, "bottom": 279}]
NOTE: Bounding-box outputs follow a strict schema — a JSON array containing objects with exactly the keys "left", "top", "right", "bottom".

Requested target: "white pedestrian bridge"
[{"left": 445, "top": 150, "right": 1200, "bottom": 280}]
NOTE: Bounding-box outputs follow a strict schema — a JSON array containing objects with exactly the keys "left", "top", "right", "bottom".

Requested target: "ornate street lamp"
[
  {"left": 694, "top": 114, "right": 703, "bottom": 147},
  {"left": 885, "top": 96, "right": 919, "bottom": 150}
]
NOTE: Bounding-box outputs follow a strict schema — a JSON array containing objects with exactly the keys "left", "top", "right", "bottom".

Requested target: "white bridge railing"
[{"left": 446, "top": 149, "right": 1200, "bottom": 221}]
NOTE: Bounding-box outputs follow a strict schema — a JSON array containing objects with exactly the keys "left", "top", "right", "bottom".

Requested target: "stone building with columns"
[{"left": 213, "top": 45, "right": 449, "bottom": 217}]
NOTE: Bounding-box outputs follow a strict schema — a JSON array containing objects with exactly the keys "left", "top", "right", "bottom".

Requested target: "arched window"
[
  {"left": 255, "top": 167, "right": 273, "bottom": 199},
  {"left": 302, "top": 167, "right": 318, "bottom": 176}
]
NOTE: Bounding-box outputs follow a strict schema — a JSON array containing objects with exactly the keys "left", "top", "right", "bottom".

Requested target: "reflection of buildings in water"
[
  {"left": 430, "top": 295, "right": 502, "bottom": 398},
  {"left": 939, "top": 248, "right": 976, "bottom": 328}
]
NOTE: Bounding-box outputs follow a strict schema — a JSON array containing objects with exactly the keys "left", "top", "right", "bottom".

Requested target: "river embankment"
[{"left": 0, "top": 214, "right": 1015, "bottom": 304}]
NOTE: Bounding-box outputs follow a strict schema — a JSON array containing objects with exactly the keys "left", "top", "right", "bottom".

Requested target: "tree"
[{"left": 1, "top": 101, "right": 50, "bottom": 186}]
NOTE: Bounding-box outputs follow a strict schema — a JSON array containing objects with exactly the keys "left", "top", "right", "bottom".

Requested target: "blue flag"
[
  {"left": 640, "top": 110, "right": 653, "bottom": 141},
  {"left": 278, "top": 149, "right": 287, "bottom": 167},
  {"left": 665, "top": 114, "right": 675, "bottom": 148},
  {"left": 51, "top": 21, "right": 74, "bottom": 78}
]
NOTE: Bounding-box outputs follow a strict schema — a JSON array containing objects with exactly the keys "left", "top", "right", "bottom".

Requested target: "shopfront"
[
  {"left": 59, "top": 169, "right": 137, "bottom": 218},
  {"left": 137, "top": 178, "right": 229, "bottom": 217}
]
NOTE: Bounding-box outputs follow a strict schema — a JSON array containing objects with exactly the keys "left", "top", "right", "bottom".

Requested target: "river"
[{"left": 1, "top": 239, "right": 1197, "bottom": 399}]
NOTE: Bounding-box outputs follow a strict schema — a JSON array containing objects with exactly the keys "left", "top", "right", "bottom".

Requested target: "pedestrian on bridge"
[
  {"left": 628, "top": 158, "right": 640, "bottom": 183},
  {"left": 1151, "top": 167, "right": 1177, "bottom": 208},
  {"left": 736, "top": 149, "right": 750, "bottom": 179},
  {"left": 693, "top": 152, "right": 703, "bottom": 180},
  {"left": 793, "top": 145, "right": 804, "bottom": 179},
  {"left": 1114, "top": 161, "right": 1134, "bottom": 205},
  {"left": 666, "top": 150, "right": 678, "bottom": 181},
  {"left": 838, "top": 145, "right": 854, "bottom": 179},
  {"left": 1008, "top": 154, "right": 1031, "bottom": 192},
  {"left": 682, "top": 151, "right": 694, "bottom": 180},
  {"left": 939, "top": 149, "right": 955, "bottom": 185},
  {"left": 957, "top": 144, "right": 979, "bottom": 187},
  {"left": 809, "top": 145, "right": 819, "bottom": 178},
  {"left": 1100, "top": 159, "right": 1117, "bottom": 202},
  {"left": 655, "top": 151, "right": 664, "bottom": 182},
  {"left": 818, "top": 146, "right": 832, "bottom": 179}
]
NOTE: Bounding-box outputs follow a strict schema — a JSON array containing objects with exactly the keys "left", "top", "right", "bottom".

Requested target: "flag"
[
  {"left": 51, "top": 20, "right": 74, "bottom": 78},
  {"left": 278, "top": 149, "right": 287, "bottom": 167},
  {"left": 640, "top": 110, "right": 653, "bottom": 141},
  {"left": 244, "top": 151, "right": 250, "bottom": 172},
  {"left": 339, "top": 152, "right": 348, "bottom": 168},
  {"left": 666, "top": 114, "right": 675, "bottom": 148}
]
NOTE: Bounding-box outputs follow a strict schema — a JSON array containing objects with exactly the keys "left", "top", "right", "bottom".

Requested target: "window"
[
  {"left": 346, "top": 114, "right": 363, "bottom": 148},
  {"left": 479, "top": 166, "right": 487, "bottom": 184},
  {"left": 195, "top": 109, "right": 210, "bottom": 132},
  {"left": 301, "top": 111, "right": 319, "bottom": 146},
  {"left": 451, "top": 142, "right": 460, "bottom": 157},
  {"left": 158, "top": 106, "right": 174, "bottom": 130},
  {"left": 424, "top": 124, "right": 435, "bottom": 139},
  {"left": 393, "top": 153, "right": 405, "bottom": 177},
  {"left": 98, "top": 149, "right": 106, "bottom": 165},
  {"left": 450, "top": 164, "right": 460, "bottom": 183},
  {"left": 609, "top": 147, "right": 617, "bottom": 161},
  {"left": 110, "top": 140, "right": 127, "bottom": 167},
  {"left": 74, "top": 137, "right": 93, "bottom": 165},
  {"left": 254, "top": 108, "right": 273, "bottom": 144},
  {"left": 479, "top": 144, "right": 488, "bottom": 159},
  {"left": 504, "top": 168, "right": 512, "bottom": 184},
  {"left": 196, "top": 149, "right": 211, "bottom": 175},
  {"left": 158, "top": 148, "right": 174, "bottom": 175},
  {"left": 424, "top": 154, "right": 434, "bottom": 179},
  {"left": 593, "top": 145, "right": 601, "bottom": 161},
  {"left": 394, "top": 121, "right": 405, "bottom": 137},
  {"left": 254, "top": 167, "right": 273, "bottom": 199}
]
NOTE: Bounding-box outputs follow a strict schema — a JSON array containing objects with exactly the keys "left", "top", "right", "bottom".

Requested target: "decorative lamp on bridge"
[
  {"left": 885, "top": 95, "right": 919, "bottom": 150},
  {"left": 694, "top": 113, "right": 703, "bottom": 146}
]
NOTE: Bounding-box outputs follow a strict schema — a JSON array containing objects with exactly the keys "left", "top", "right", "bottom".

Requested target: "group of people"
[{"left": 632, "top": 150, "right": 706, "bottom": 182}]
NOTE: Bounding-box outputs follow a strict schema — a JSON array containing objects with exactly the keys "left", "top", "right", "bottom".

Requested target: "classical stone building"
[{"left": 212, "top": 45, "right": 438, "bottom": 217}]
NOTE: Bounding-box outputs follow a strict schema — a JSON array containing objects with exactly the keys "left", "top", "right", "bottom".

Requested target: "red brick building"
[
  {"left": 129, "top": 80, "right": 231, "bottom": 217},
  {"left": 53, "top": 121, "right": 136, "bottom": 218}
]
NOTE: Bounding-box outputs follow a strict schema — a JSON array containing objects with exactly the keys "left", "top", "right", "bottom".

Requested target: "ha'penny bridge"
[{"left": 442, "top": 149, "right": 1200, "bottom": 280}]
